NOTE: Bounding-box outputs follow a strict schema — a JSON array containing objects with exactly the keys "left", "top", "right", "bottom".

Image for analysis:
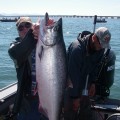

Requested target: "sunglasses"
[{"left": 18, "top": 22, "right": 32, "bottom": 31}]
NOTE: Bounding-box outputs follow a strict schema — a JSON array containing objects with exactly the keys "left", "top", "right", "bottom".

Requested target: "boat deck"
[
  {"left": 0, "top": 82, "right": 17, "bottom": 102},
  {"left": 0, "top": 82, "right": 17, "bottom": 114}
]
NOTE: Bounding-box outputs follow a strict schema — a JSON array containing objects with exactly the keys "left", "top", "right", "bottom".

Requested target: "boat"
[
  {"left": 0, "top": 15, "right": 119, "bottom": 120},
  {"left": 91, "top": 97, "right": 120, "bottom": 120},
  {"left": 0, "top": 82, "right": 120, "bottom": 120},
  {"left": 0, "top": 18, "right": 18, "bottom": 22},
  {"left": 0, "top": 82, "right": 17, "bottom": 119},
  {"left": 93, "top": 15, "right": 107, "bottom": 32},
  {"left": 96, "top": 18, "right": 107, "bottom": 23}
]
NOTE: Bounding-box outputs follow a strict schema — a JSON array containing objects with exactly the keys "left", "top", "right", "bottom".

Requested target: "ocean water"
[{"left": 0, "top": 16, "right": 120, "bottom": 99}]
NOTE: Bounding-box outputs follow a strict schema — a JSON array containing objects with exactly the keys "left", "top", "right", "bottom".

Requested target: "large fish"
[{"left": 36, "top": 13, "right": 67, "bottom": 120}]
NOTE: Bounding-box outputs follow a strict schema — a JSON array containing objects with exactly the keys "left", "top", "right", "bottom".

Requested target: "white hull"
[{"left": 0, "top": 83, "right": 120, "bottom": 120}]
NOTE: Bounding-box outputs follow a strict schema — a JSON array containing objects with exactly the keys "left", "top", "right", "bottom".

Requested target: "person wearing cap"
[
  {"left": 8, "top": 17, "right": 48, "bottom": 120},
  {"left": 64, "top": 27, "right": 116, "bottom": 120}
]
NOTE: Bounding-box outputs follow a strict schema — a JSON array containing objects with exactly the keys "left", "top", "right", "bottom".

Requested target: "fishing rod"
[
  {"left": 96, "top": 48, "right": 110, "bottom": 81},
  {"left": 93, "top": 15, "right": 97, "bottom": 33}
]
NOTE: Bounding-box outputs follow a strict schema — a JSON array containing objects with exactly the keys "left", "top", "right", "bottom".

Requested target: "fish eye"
[{"left": 54, "top": 26, "right": 59, "bottom": 31}]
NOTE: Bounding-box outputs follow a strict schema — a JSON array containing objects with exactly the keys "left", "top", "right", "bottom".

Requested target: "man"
[
  {"left": 64, "top": 27, "right": 116, "bottom": 120},
  {"left": 8, "top": 17, "right": 47, "bottom": 120}
]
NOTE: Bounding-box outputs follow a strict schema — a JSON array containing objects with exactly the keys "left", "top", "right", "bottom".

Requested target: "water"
[{"left": 0, "top": 16, "right": 120, "bottom": 99}]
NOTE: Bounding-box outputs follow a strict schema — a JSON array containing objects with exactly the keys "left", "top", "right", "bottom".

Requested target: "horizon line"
[{"left": 0, "top": 14, "right": 120, "bottom": 18}]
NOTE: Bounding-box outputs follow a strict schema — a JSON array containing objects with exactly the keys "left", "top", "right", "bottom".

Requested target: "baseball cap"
[
  {"left": 16, "top": 17, "right": 32, "bottom": 27},
  {"left": 95, "top": 27, "right": 111, "bottom": 49}
]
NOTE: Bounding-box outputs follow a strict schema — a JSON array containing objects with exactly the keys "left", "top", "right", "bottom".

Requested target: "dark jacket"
[
  {"left": 67, "top": 34, "right": 116, "bottom": 98},
  {"left": 8, "top": 29, "right": 37, "bottom": 114}
]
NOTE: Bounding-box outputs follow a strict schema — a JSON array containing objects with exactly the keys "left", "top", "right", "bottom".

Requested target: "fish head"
[
  {"left": 44, "top": 12, "right": 49, "bottom": 26},
  {"left": 53, "top": 18, "right": 63, "bottom": 38},
  {"left": 39, "top": 13, "right": 63, "bottom": 46}
]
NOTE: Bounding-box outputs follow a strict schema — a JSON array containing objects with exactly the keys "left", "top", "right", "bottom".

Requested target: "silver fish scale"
[{"left": 36, "top": 15, "right": 67, "bottom": 120}]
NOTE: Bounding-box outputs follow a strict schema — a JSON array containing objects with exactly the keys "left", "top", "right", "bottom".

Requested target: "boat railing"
[{"left": 0, "top": 82, "right": 17, "bottom": 101}]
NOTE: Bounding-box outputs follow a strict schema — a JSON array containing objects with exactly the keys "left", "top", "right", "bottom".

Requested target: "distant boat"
[
  {"left": 96, "top": 18, "right": 107, "bottom": 23},
  {"left": 93, "top": 15, "right": 107, "bottom": 33},
  {"left": 0, "top": 18, "right": 18, "bottom": 22}
]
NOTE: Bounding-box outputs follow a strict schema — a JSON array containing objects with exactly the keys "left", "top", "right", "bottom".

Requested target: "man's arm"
[
  {"left": 68, "top": 46, "right": 83, "bottom": 98},
  {"left": 8, "top": 29, "right": 37, "bottom": 67}
]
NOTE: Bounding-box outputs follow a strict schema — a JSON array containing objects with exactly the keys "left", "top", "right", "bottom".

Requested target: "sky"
[{"left": 0, "top": 0, "right": 120, "bottom": 16}]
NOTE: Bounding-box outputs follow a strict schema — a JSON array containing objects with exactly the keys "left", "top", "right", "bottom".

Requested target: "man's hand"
[
  {"left": 47, "top": 19, "right": 54, "bottom": 26},
  {"left": 88, "top": 83, "right": 96, "bottom": 97},
  {"left": 72, "top": 98, "right": 80, "bottom": 112},
  {"left": 32, "top": 23, "right": 40, "bottom": 40},
  {"left": 32, "top": 19, "right": 54, "bottom": 40}
]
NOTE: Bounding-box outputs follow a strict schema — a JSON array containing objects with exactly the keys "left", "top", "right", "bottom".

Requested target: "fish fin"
[
  {"left": 38, "top": 46, "right": 43, "bottom": 61},
  {"left": 45, "top": 12, "right": 49, "bottom": 25}
]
